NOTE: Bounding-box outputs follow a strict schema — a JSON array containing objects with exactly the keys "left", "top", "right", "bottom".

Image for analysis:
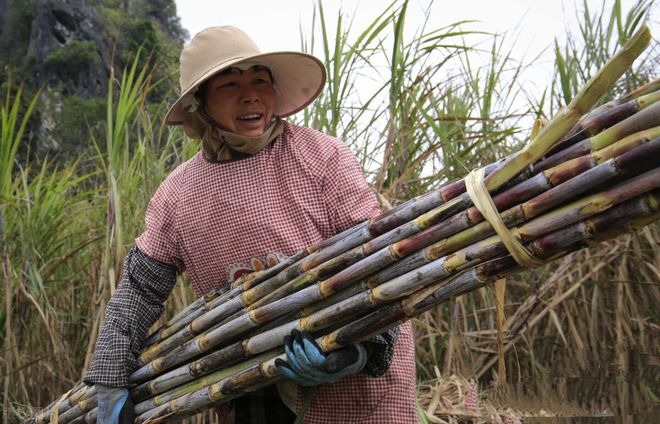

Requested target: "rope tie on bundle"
[{"left": 465, "top": 167, "right": 544, "bottom": 268}]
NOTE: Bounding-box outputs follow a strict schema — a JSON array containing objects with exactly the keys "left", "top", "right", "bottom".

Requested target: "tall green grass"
[
  {"left": 1, "top": 78, "right": 40, "bottom": 419},
  {"left": 0, "top": 0, "right": 657, "bottom": 420},
  {"left": 551, "top": 0, "right": 656, "bottom": 107},
  {"left": 296, "top": 0, "right": 523, "bottom": 203},
  {"left": 0, "top": 54, "right": 193, "bottom": 415}
]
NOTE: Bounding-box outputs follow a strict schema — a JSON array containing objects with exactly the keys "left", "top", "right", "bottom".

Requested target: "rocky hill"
[{"left": 0, "top": 0, "right": 186, "bottom": 156}]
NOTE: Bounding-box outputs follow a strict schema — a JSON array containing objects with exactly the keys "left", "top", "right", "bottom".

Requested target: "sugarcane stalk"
[
  {"left": 527, "top": 132, "right": 659, "bottom": 211},
  {"left": 51, "top": 132, "right": 659, "bottom": 424},
  {"left": 127, "top": 281, "right": 375, "bottom": 403},
  {"left": 484, "top": 25, "right": 651, "bottom": 192},
  {"left": 144, "top": 254, "right": 301, "bottom": 347},
  {"left": 132, "top": 191, "right": 659, "bottom": 423},
  {"left": 33, "top": 385, "right": 94, "bottom": 424},
  {"left": 239, "top": 162, "right": 507, "bottom": 304},
  {"left": 549, "top": 88, "right": 660, "bottom": 153},
  {"left": 144, "top": 227, "right": 362, "bottom": 347},
  {"left": 145, "top": 213, "right": 394, "bottom": 347},
  {"left": 128, "top": 288, "right": 377, "bottom": 402},
  {"left": 138, "top": 161, "right": 513, "bottom": 364},
  {"left": 249, "top": 181, "right": 468, "bottom": 282},
  {"left": 128, "top": 162, "right": 660, "bottom": 392},
  {"left": 368, "top": 132, "right": 660, "bottom": 284},
  {"left": 617, "top": 77, "right": 660, "bottom": 103},
  {"left": 140, "top": 192, "right": 468, "bottom": 366},
  {"left": 329, "top": 191, "right": 660, "bottom": 351},
  {"left": 139, "top": 160, "right": 509, "bottom": 357},
  {"left": 133, "top": 349, "right": 278, "bottom": 415},
  {"left": 370, "top": 167, "right": 659, "bottom": 302},
  {"left": 415, "top": 218, "right": 640, "bottom": 313},
  {"left": 246, "top": 174, "right": 501, "bottom": 309},
  {"left": 46, "top": 184, "right": 659, "bottom": 424},
  {"left": 139, "top": 93, "right": 658, "bottom": 362},
  {"left": 55, "top": 396, "right": 97, "bottom": 424},
  {"left": 250, "top": 27, "right": 654, "bottom": 307},
  {"left": 138, "top": 133, "right": 659, "bottom": 383},
  {"left": 533, "top": 100, "right": 660, "bottom": 172}
]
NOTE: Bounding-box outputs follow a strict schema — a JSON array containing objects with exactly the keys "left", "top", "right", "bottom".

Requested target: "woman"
[{"left": 85, "top": 26, "right": 418, "bottom": 423}]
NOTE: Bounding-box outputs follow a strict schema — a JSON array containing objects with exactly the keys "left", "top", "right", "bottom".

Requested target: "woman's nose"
[{"left": 240, "top": 85, "right": 260, "bottom": 103}]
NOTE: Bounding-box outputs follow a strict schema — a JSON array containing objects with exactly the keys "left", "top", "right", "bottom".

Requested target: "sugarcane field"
[{"left": 1, "top": 0, "right": 659, "bottom": 423}]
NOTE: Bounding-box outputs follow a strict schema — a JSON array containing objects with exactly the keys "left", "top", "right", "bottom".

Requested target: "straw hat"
[{"left": 165, "top": 26, "right": 326, "bottom": 125}]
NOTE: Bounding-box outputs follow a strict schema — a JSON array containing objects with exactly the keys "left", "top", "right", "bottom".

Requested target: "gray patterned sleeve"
[
  {"left": 84, "top": 246, "right": 177, "bottom": 387},
  {"left": 361, "top": 326, "right": 399, "bottom": 377}
]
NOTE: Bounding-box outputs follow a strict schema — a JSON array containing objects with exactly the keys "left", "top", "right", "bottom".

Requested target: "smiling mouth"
[{"left": 237, "top": 113, "right": 263, "bottom": 121}]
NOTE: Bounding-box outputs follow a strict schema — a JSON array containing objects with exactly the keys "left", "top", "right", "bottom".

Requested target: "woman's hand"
[{"left": 275, "top": 329, "right": 367, "bottom": 386}]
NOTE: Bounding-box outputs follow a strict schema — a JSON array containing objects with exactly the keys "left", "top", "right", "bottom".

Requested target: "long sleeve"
[
  {"left": 361, "top": 326, "right": 399, "bottom": 377},
  {"left": 84, "top": 247, "right": 177, "bottom": 387}
]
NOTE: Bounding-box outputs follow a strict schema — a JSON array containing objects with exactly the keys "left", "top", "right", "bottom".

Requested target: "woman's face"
[{"left": 203, "top": 65, "right": 277, "bottom": 136}]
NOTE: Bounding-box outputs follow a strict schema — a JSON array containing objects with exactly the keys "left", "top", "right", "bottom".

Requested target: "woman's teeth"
[{"left": 238, "top": 114, "right": 261, "bottom": 120}]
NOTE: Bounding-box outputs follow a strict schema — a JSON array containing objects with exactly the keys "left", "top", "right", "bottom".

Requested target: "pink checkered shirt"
[{"left": 136, "top": 121, "right": 418, "bottom": 423}]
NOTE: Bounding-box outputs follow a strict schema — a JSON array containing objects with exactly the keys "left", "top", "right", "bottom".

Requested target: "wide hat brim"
[{"left": 165, "top": 50, "right": 326, "bottom": 125}]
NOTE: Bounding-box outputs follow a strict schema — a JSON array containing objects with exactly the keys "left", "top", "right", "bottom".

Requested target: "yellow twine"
[
  {"left": 465, "top": 167, "right": 544, "bottom": 268},
  {"left": 494, "top": 278, "right": 507, "bottom": 383}
]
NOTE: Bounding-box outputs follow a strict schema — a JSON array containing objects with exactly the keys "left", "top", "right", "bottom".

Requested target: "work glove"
[
  {"left": 275, "top": 329, "right": 367, "bottom": 386},
  {"left": 96, "top": 385, "right": 134, "bottom": 424}
]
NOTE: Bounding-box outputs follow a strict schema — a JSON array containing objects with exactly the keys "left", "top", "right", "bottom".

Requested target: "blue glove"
[
  {"left": 275, "top": 329, "right": 367, "bottom": 386},
  {"left": 96, "top": 385, "right": 134, "bottom": 424}
]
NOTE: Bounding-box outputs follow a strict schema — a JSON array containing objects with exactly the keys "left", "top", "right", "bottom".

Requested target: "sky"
[
  {"left": 173, "top": 0, "right": 657, "bottom": 97},
  {"left": 174, "top": 1, "right": 657, "bottom": 51}
]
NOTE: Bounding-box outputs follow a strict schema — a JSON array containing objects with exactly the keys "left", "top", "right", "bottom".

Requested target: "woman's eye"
[{"left": 219, "top": 82, "right": 237, "bottom": 88}]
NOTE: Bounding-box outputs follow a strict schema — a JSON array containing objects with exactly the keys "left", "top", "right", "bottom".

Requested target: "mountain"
[{"left": 0, "top": 0, "right": 186, "bottom": 157}]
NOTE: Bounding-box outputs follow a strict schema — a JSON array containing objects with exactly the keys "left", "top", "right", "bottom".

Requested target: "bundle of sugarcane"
[{"left": 32, "top": 26, "right": 660, "bottom": 424}]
